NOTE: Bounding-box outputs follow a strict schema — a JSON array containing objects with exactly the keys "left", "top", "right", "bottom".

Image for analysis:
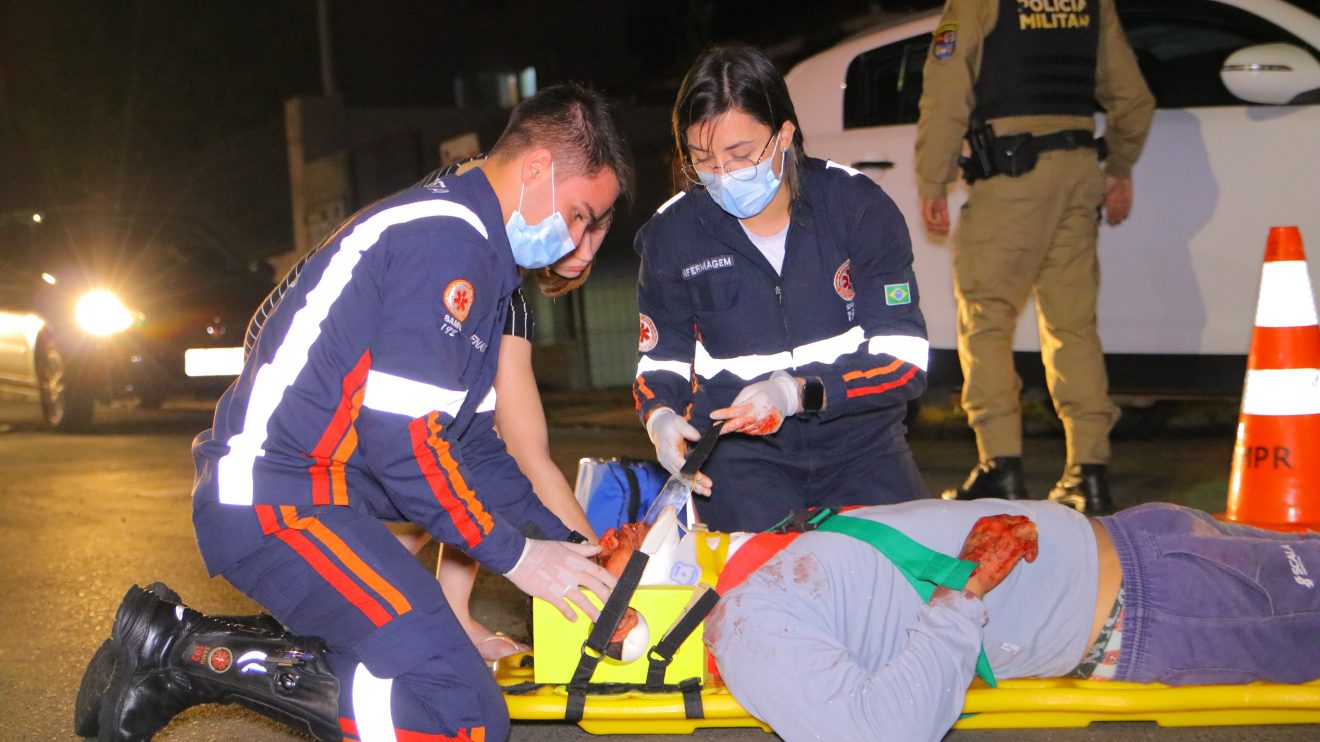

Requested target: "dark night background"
[{"left": 0, "top": 0, "right": 939, "bottom": 264}]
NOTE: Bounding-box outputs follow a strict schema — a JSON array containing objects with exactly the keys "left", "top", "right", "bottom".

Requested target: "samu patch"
[
  {"left": 833, "top": 260, "right": 855, "bottom": 301},
  {"left": 885, "top": 283, "right": 912, "bottom": 306},
  {"left": 932, "top": 22, "right": 958, "bottom": 60},
  {"left": 444, "top": 279, "right": 474, "bottom": 322},
  {"left": 638, "top": 314, "right": 658, "bottom": 352}
]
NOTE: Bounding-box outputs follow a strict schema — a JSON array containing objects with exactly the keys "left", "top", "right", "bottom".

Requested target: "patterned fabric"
[
  {"left": 1068, "top": 583, "right": 1125, "bottom": 680},
  {"left": 504, "top": 286, "right": 534, "bottom": 341}
]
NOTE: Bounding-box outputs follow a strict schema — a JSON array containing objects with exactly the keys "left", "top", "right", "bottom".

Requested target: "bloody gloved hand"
[
  {"left": 710, "top": 370, "right": 801, "bottom": 436},
  {"left": 957, "top": 514, "right": 1039, "bottom": 598},
  {"left": 504, "top": 539, "right": 617, "bottom": 622}
]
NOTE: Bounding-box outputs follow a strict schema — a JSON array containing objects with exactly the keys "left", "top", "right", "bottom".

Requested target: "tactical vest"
[{"left": 973, "top": 0, "right": 1099, "bottom": 120}]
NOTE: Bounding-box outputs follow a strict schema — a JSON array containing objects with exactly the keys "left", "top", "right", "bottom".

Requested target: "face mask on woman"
[
  {"left": 506, "top": 161, "right": 575, "bottom": 269},
  {"left": 700, "top": 135, "right": 785, "bottom": 219}
]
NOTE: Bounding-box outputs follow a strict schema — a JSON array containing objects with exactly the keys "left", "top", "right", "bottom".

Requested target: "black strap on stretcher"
[
  {"left": 566, "top": 550, "right": 649, "bottom": 722},
  {"left": 645, "top": 585, "right": 720, "bottom": 690},
  {"left": 562, "top": 549, "right": 720, "bottom": 722}
]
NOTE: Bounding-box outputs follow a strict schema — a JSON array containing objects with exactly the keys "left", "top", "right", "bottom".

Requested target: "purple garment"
[{"left": 1100, "top": 502, "right": 1320, "bottom": 685}]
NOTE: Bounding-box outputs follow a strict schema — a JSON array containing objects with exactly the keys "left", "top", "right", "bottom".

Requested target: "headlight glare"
[{"left": 75, "top": 290, "right": 136, "bottom": 336}]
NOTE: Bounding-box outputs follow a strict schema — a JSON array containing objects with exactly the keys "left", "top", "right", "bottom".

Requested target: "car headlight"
[{"left": 75, "top": 290, "right": 137, "bottom": 336}]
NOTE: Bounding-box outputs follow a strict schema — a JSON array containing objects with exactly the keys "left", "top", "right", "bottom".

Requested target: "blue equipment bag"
[{"left": 576, "top": 458, "right": 673, "bottom": 535}]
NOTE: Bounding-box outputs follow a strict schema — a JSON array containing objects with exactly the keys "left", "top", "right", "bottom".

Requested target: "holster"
[{"left": 960, "top": 122, "right": 1106, "bottom": 184}]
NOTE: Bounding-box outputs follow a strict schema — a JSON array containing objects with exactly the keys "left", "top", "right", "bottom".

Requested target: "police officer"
[
  {"left": 635, "top": 44, "right": 931, "bottom": 533},
  {"left": 916, "top": 0, "right": 1154, "bottom": 514},
  {"left": 83, "top": 85, "right": 632, "bottom": 742}
]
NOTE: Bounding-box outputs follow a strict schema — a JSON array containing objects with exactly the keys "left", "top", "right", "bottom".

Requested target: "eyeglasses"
[{"left": 681, "top": 132, "right": 778, "bottom": 185}]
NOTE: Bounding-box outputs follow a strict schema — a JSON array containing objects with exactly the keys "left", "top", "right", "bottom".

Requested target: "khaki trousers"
[{"left": 952, "top": 148, "right": 1119, "bottom": 465}]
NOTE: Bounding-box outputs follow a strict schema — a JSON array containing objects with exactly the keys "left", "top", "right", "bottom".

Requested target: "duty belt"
[{"left": 1032, "top": 129, "right": 1108, "bottom": 159}]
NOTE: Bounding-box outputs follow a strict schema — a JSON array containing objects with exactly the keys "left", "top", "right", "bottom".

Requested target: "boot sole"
[{"left": 74, "top": 638, "right": 120, "bottom": 738}]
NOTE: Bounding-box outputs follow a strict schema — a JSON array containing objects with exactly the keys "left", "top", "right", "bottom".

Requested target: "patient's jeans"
[{"left": 1098, "top": 503, "right": 1320, "bottom": 685}]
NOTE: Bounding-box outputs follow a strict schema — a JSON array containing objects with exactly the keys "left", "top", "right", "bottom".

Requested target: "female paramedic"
[{"left": 634, "top": 43, "right": 932, "bottom": 532}]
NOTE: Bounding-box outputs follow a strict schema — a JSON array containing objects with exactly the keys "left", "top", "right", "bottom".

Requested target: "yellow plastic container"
[{"left": 532, "top": 585, "right": 708, "bottom": 686}]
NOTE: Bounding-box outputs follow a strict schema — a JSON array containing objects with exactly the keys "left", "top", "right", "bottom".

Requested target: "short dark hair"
[
  {"left": 673, "top": 44, "right": 806, "bottom": 198},
  {"left": 490, "top": 83, "right": 635, "bottom": 204}
]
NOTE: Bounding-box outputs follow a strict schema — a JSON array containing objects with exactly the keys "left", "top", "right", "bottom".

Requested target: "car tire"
[{"left": 36, "top": 336, "right": 94, "bottom": 431}]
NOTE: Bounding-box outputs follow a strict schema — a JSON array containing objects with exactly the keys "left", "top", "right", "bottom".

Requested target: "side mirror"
[{"left": 1221, "top": 42, "right": 1320, "bottom": 105}]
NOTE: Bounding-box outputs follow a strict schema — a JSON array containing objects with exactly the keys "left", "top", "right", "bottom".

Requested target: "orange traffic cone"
[{"left": 1225, "top": 226, "right": 1320, "bottom": 532}]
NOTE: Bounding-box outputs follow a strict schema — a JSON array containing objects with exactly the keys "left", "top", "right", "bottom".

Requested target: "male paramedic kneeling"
[
  {"left": 78, "top": 84, "right": 633, "bottom": 742},
  {"left": 707, "top": 501, "right": 1320, "bottom": 742}
]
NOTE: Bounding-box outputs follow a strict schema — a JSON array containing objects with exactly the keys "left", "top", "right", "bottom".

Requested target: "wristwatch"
[{"left": 801, "top": 376, "right": 826, "bottom": 413}]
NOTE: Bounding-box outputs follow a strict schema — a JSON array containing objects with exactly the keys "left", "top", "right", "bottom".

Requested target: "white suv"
[{"left": 785, "top": 0, "right": 1320, "bottom": 397}]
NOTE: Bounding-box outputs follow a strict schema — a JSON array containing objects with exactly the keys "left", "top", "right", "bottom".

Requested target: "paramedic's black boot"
[
  {"left": 942, "top": 456, "right": 1027, "bottom": 501},
  {"left": 90, "top": 584, "right": 340, "bottom": 741},
  {"left": 1048, "top": 464, "right": 1115, "bottom": 515},
  {"left": 74, "top": 583, "right": 288, "bottom": 738}
]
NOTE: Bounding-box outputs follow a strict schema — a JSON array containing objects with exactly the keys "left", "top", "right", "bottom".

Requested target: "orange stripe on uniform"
[
  {"left": 273, "top": 528, "right": 393, "bottom": 627},
  {"left": 424, "top": 414, "right": 494, "bottom": 532},
  {"left": 409, "top": 415, "right": 486, "bottom": 548},
  {"left": 308, "top": 351, "right": 372, "bottom": 505},
  {"left": 329, "top": 378, "right": 367, "bottom": 506},
  {"left": 279, "top": 506, "right": 412, "bottom": 616},
  {"left": 255, "top": 504, "right": 281, "bottom": 535},
  {"left": 842, "top": 358, "right": 905, "bottom": 383},
  {"left": 845, "top": 365, "right": 919, "bottom": 398},
  {"left": 396, "top": 726, "right": 487, "bottom": 741},
  {"left": 635, "top": 375, "right": 655, "bottom": 400}
]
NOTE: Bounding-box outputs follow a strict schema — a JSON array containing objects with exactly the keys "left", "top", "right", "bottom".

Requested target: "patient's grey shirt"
[{"left": 707, "top": 499, "right": 1098, "bottom": 742}]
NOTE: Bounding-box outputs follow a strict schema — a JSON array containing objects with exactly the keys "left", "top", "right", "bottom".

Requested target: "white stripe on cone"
[
  {"left": 1241, "top": 368, "right": 1320, "bottom": 416},
  {"left": 1255, "top": 261, "right": 1320, "bottom": 328}
]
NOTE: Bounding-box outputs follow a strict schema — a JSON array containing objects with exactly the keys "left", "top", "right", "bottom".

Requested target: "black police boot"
[
  {"left": 941, "top": 456, "right": 1027, "bottom": 501},
  {"left": 1048, "top": 464, "right": 1116, "bottom": 515},
  {"left": 74, "top": 583, "right": 289, "bottom": 738},
  {"left": 84, "top": 583, "right": 341, "bottom": 741}
]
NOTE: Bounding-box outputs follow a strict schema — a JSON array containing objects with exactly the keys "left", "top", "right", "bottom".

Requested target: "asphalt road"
[{"left": 0, "top": 391, "right": 1314, "bottom": 741}]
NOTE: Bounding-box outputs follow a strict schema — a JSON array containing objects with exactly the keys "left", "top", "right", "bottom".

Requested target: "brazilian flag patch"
[{"left": 885, "top": 283, "right": 912, "bottom": 306}]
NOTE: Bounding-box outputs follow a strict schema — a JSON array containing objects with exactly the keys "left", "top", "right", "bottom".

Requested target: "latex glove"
[
  {"left": 710, "top": 370, "right": 800, "bottom": 436},
  {"left": 957, "top": 514, "right": 1039, "bottom": 598},
  {"left": 504, "top": 539, "right": 618, "bottom": 621},
  {"left": 647, "top": 407, "right": 700, "bottom": 471}
]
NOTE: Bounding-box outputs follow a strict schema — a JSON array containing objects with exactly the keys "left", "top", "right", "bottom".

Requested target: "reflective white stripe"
[
  {"left": 476, "top": 386, "right": 497, "bottom": 413},
  {"left": 794, "top": 326, "right": 866, "bottom": 367},
  {"left": 352, "top": 663, "right": 396, "bottom": 741},
  {"left": 693, "top": 327, "right": 865, "bottom": 380},
  {"left": 1241, "top": 368, "right": 1320, "bottom": 416},
  {"left": 867, "top": 335, "right": 930, "bottom": 371},
  {"left": 363, "top": 370, "right": 467, "bottom": 418},
  {"left": 655, "top": 191, "right": 686, "bottom": 214},
  {"left": 825, "top": 159, "right": 863, "bottom": 177},
  {"left": 693, "top": 328, "right": 930, "bottom": 380},
  {"left": 636, "top": 356, "right": 691, "bottom": 379},
  {"left": 1255, "top": 261, "right": 1319, "bottom": 328},
  {"left": 695, "top": 342, "right": 794, "bottom": 381},
  {"left": 217, "top": 200, "right": 487, "bottom": 505}
]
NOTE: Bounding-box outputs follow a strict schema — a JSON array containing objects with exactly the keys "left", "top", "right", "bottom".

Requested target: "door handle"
[{"left": 853, "top": 160, "right": 895, "bottom": 170}]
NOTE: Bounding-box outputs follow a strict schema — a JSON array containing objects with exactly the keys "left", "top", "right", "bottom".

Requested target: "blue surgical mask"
[
  {"left": 505, "top": 162, "right": 575, "bottom": 269},
  {"left": 700, "top": 137, "right": 786, "bottom": 219}
]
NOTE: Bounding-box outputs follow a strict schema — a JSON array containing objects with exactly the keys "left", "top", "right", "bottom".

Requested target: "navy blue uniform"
[
  {"left": 192, "top": 167, "right": 564, "bottom": 741},
  {"left": 633, "top": 158, "right": 931, "bottom": 531}
]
